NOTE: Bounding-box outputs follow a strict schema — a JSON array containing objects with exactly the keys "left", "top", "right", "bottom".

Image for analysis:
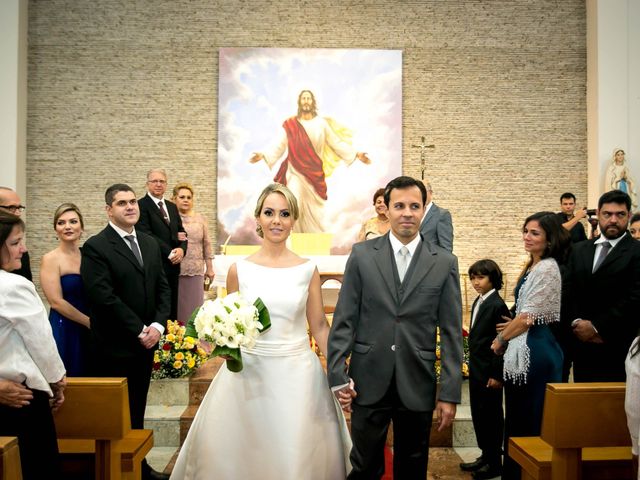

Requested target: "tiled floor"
[
  {"left": 148, "top": 446, "right": 500, "bottom": 479},
  {"left": 147, "top": 447, "right": 177, "bottom": 474}
]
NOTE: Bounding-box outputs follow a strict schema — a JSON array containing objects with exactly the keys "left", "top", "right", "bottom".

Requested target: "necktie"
[
  {"left": 397, "top": 246, "right": 409, "bottom": 282},
  {"left": 471, "top": 296, "right": 483, "bottom": 328},
  {"left": 158, "top": 201, "right": 169, "bottom": 225},
  {"left": 592, "top": 241, "right": 611, "bottom": 272},
  {"left": 125, "top": 235, "right": 144, "bottom": 267}
]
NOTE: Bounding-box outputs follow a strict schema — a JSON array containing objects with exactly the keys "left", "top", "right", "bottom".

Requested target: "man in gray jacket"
[
  {"left": 419, "top": 180, "right": 454, "bottom": 251},
  {"left": 328, "top": 176, "right": 463, "bottom": 479}
]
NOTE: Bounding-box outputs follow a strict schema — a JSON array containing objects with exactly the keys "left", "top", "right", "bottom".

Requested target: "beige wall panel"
[{"left": 27, "top": 0, "right": 587, "bottom": 303}]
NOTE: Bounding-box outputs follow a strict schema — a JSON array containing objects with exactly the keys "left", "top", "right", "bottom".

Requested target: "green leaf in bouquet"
[
  {"left": 211, "top": 345, "right": 243, "bottom": 372},
  {"left": 184, "top": 304, "right": 201, "bottom": 338},
  {"left": 254, "top": 297, "right": 271, "bottom": 333}
]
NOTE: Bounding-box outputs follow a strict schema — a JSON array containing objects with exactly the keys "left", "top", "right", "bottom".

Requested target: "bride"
[{"left": 170, "top": 183, "right": 351, "bottom": 480}]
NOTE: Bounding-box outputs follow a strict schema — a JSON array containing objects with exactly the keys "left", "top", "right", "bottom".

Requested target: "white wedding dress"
[{"left": 170, "top": 260, "right": 351, "bottom": 480}]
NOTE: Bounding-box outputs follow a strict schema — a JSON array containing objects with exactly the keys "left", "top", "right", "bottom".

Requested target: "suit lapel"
[
  {"left": 470, "top": 296, "right": 480, "bottom": 332},
  {"left": 420, "top": 206, "right": 433, "bottom": 229},
  {"left": 137, "top": 234, "right": 154, "bottom": 273},
  {"left": 402, "top": 238, "right": 437, "bottom": 301},
  {"left": 106, "top": 226, "right": 144, "bottom": 273},
  {"left": 372, "top": 234, "right": 400, "bottom": 304},
  {"left": 145, "top": 195, "right": 171, "bottom": 230},
  {"left": 596, "top": 234, "right": 632, "bottom": 273},
  {"left": 582, "top": 240, "right": 597, "bottom": 273}
]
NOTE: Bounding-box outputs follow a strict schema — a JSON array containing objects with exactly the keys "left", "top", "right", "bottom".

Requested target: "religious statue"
[
  {"left": 250, "top": 90, "right": 370, "bottom": 233},
  {"left": 604, "top": 148, "right": 637, "bottom": 210}
]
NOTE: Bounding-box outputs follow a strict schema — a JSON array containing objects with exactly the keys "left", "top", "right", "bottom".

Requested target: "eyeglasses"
[
  {"left": 148, "top": 179, "right": 167, "bottom": 184},
  {"left": 0, "top": 205, "right": 26, "bottom": 214}
]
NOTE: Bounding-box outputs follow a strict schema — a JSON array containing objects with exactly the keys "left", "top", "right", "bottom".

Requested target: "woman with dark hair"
[
  {"left": 357, "top": 187, "right": 390, "bottom": 241},
  {"left": 0, "top": 210, "right": 66, "bottom": 479},
  {"left": 491, "top": 211, "right": 570, "bottom": 480},
  {"left": 40, "top": 203, "right": 90, "bottom": 376}
]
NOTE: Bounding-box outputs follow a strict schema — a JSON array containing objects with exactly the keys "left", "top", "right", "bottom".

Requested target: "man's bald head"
[{"left": 0, "top": 187, "right": 24, "bottom": 216}]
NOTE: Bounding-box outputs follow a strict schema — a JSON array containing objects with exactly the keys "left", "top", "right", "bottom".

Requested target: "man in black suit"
[
  {"left": 565, "top": 189, "right": 640, "bottom": 382},
  {"left": 81, "top": 184, "right": 171, "bottom": 480},
  {"left": 137, "top": 169, "right": 187, "bottom": 320},
  {"left": 0, "top": 187, "right": 32, "bottom": 281},
  {"left": 419, "top": 180, "right": 454, "bottom": 251},
  {"left": 557, "top": 192, "right": 588, "bottom": 243},
  {"left": 328, "top": 176, "right": 462, "bottom": 479}
]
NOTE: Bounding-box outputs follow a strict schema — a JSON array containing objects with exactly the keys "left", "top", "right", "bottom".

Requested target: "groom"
[{"left": 328, "top": 175, "right": 463, "bottom": 479}]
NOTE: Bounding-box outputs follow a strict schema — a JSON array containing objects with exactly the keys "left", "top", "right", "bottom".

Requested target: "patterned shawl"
[{"left": 503, "top": 257, "right": 561, "bottom": 384}]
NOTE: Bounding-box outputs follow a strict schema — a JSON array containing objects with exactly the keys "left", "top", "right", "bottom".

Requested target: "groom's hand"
[{"left": 435, "top": 401, "right": 456, "bottom": 432}]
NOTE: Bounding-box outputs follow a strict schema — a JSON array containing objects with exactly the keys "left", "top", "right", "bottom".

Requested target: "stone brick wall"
[{"left": 26, "top": 0, "right": 587, "bottom": 303}]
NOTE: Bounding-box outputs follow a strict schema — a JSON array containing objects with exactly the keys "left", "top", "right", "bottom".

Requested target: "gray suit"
[
  {"left": 328, "top": 233, "right": 462, "bottom": 478},
  {"left": 419, "top": 203, "right": 453, "bottom": 251}
]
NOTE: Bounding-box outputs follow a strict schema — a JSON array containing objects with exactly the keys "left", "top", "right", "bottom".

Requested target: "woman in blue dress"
[
  {"left": 492, "top": 212, "right": 570, "bottom": 480},
  {"left": 40, "top": 203, "right": 90, "bottom": 376}
]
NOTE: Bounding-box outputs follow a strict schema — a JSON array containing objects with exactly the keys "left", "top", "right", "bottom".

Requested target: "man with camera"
[{"left": 557, "top": 192, "right": 588, "bottom": 243}]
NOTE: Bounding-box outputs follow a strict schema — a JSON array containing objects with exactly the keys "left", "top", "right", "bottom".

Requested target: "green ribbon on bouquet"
[{"left": 185, "top": 297, "right": 271, "bottom": 373}]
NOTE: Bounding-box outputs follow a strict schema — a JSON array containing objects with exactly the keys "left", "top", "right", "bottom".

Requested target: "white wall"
[
  {"left": 588, "top": 0, "right": 640, "bottom": 209},
  {"left": 0, "top": 0, "right": 27, "bottom": 197}
]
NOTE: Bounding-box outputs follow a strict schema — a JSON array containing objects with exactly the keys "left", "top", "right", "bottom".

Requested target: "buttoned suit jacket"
[
  {"left": 81, "top": 225, "right": 171, "bottom": 358},
  {"left": 137, "top": 195, "right": 188, "bottom": 261},
  {"left": 419, "top": 203, "right": 453, "bottom": 251},
  {"left": 327, "top": 233, "right": 463, "bottom": 411},
  {"left": 468, "top": 292, "right": 510, "bottom": 384},
  {"left": 137, "top": 194, "right": 187, "bottom": 318},
  {"left": 565, "top": 233, "right": 640, "bottom": 381}
]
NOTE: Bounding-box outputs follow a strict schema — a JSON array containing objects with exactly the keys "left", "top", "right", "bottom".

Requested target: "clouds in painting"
[{"left": 217, "top": 48, "right": 402, "bottom": 252}]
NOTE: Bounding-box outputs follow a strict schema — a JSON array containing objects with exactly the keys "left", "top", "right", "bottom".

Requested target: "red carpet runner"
[{"left": 382, "top": 446, "right": 393, "bottom": 479}]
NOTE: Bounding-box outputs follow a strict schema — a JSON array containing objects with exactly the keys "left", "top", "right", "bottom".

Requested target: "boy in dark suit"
[{"left": 461, "top": 259, "right": 510, "bottom": 479}]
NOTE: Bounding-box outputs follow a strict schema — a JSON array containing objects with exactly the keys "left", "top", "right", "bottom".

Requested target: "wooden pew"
[
  {"left": 509, "top": 382, "right": 633, "bottom": 480},
  {"left": 53, "top": 378, "right": 154, "bottom": 480},
  {"left": 0, "top": 437, "right": 22, "bottom": 480}
]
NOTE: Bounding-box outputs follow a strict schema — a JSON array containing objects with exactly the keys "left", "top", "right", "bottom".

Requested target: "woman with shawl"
[{"left": 491, "top": 212, "right": 570, "bottom": 480}]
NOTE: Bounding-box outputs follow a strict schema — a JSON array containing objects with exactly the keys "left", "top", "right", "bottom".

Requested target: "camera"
[{"left": 586, "top": 208, "right": 597, "bottom": 216}]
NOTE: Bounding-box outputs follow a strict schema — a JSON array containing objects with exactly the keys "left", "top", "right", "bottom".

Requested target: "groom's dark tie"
[
  {"left": 125, "top": 235, "right": 144, "bottom": 267},
  {"left": 592, "top": 241, "right": 611, "bottom": 272}
]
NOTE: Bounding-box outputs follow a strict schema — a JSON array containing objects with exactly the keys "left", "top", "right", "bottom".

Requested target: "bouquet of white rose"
[{"left": 185, "top": 292, "right": 270, "bottom": 372}]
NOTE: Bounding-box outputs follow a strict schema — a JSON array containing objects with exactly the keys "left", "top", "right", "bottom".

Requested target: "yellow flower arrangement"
[{"left": 152, "top": 320, "right": 209, "bottom": 379}]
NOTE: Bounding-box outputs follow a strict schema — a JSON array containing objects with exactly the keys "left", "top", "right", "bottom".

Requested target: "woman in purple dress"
[{"left": 40, "top": 203, "right": 90, "bottom": 376}]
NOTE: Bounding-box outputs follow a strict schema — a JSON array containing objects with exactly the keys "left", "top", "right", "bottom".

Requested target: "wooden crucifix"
[{"left": 411, "top": 136, "right": 435, "bottom": 179}]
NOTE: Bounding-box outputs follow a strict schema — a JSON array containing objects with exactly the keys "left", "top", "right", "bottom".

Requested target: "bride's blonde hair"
[{"left": 254, "top": 184, "right": 299, "bottom": 238}]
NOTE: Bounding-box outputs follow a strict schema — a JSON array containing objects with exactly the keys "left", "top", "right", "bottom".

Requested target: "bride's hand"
[
  {"left": 334, "top": 379, "right": 357, "bottom": 413},
  {"left": 198, "top": 340, "right": 213, "bottom": 356}
]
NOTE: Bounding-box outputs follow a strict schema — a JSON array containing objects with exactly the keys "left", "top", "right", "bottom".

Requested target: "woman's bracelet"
[{"left": 496, "top": 333, "right": 508, "bottom": 347}]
